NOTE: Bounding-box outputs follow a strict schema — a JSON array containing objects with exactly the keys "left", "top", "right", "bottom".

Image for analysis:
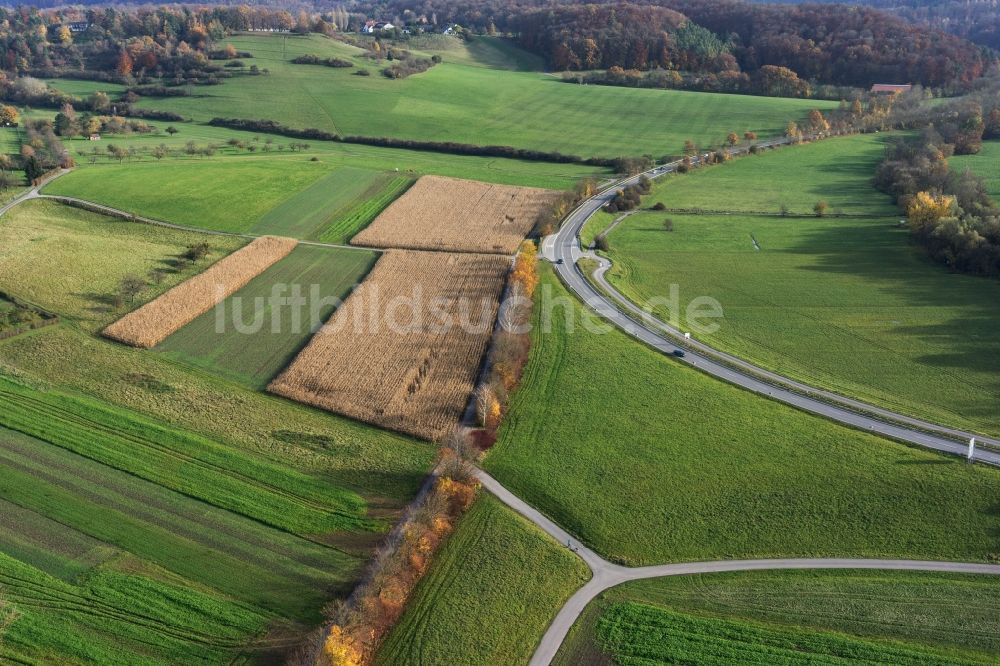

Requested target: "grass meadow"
[
  {"left": 130, "top": 33, "right": 835, "bottom": 159},
  {"left": 555, "top": 570, "right": 1000, "bottom": 665},
  {"left": 376, "top": 495, "right": 589, "bottom": 666},
  {"left": 598, "top": 135, "right": 1000, "bottom": 435},
  {"left": 0, "top": 200, "right": 244, "bottom": 329},
  {"left": 483, "top": 266, "right": 1000, "bottom": 565},
  {"left": 157, "top": 244, "right": 377, "bottom": 388}
]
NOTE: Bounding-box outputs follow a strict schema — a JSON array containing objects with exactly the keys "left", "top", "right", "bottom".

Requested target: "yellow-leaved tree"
[
  {"left": 323, "top": 626, "right": 361, "bottom": 666},
  {"left": 511, "top": 241, "right": 539, "bottom": 297},
  {"left": 907, "top": 191, "right": 955, "bottom": 234}
]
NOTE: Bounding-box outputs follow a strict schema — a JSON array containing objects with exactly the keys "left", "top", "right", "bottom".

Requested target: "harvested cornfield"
[
  {"left": 103, "top": 235, "right": 298, "bottom": 348},
  {"left": 269, "top": 250, "right": 509, "bottom": 440},
  {"left": 351, "top": 175, "right": 561, "bottom": 254}
]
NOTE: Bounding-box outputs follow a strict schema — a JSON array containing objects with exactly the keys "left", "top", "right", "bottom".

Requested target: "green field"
[
  {"left": 250, "top": 167, "right": 395, "bottom": 239},
  {"left": 0, "top": 200, "right": 244, "bottom": 328},
  {"left": 483, "top": 266, "right": 1000, "bottom": 565},
  {"left": 951, "top": 139, "right": 1000, "bottom": 200},
  {"left": 157, "top": 244, "right": 377, "bottom": 388},
  {"left": 645, "top": 133, "right": 899, "bottom": 215},
  {"left": 0, "top": 325, "right": 432, "bottom": 500},
  {"left": 0, "top": 197, "right": 434, "bottom": 661},
  {"left": 0, "top": 126, "right": 22, "bottom": 154},
  {"left": 130, "top": 33, "right": 835, "bottom": 159},
  {"left": 44, "top": 143, "right": 600, "bottom": 234},
  {"left": 316, "top": 174, "right": 412, "bottom": 244},
  {"left": 598, "top": 135, "right": 1000, "bottom": 435},
  {"left": 0, "top": 373, "right": 376, "bottom": 664},
  {"left": 377, "top": 495, "right": 589, "bottom": 666},
  {"left": 555, "top": 570, "right": 1000, "bottom": 665}
]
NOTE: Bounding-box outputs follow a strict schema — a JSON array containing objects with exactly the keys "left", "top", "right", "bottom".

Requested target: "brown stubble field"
[
  {"left": 103, "top": 235, "right": 298, "bottom": 348},
  {"left": 351, "top": 175, "right": 561, "bottom": 254},
  {"left": 268, "top": 250, "right": 510, "bottom": 441}
]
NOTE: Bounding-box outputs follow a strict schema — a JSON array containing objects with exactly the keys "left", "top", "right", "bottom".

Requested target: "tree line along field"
[
  {"left": 157, "top": 244, "right": 378, "bottom": 389},
  {"left": 596, "top": 134, "right": 1000, "bottom": 436},
  {"left": 130, "top": 33, "right": 836, "bottom": 159},
  {"left": 352, "top": 175, "right": 561, "bottom": 254},
  {"left": 0, "top": 202, "right": 436, "bottom": 661},
  {"left": 376, "top": 494, "right": 590, "bottom": 666},
  {"left": 483, "top": 266, "right": 1000, "bottom": 566},
  {"left": 269, "top": 250, "right": 509, "bottom": 441},
  {"left": 555, "top": 570, "right": 1000, "bottom": 665}
]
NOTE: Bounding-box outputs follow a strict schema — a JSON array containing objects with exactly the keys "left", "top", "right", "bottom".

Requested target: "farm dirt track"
[
  {"left": 352, "top": 175, "right": 560, "bottom": 254},
  {"left": 269, "top": 250, "right": 509, "bottom": 441},
  {"left": 103, "top": 236, "right": 298, "bottom": 348}
]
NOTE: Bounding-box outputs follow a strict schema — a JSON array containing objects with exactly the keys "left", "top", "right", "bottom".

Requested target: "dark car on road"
[{"left": 672, "top": 349, "right": 685, "bottom": 358}]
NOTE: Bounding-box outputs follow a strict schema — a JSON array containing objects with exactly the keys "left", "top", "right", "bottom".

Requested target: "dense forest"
[
  {"left": 0, "top": 5, "right": 328, "bottom": 81},
  {"left": 757, "top": 0, "right": 1000, "bottom": 52},
  {"left": 353, "top": 0, "right": 993, "bottom": 89},
  {"left": 0, "top": 1, "right": 992, "bottom": 93}
]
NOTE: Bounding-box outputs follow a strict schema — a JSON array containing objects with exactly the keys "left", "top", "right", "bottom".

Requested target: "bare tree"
[{"left": 119, "top": 274, "right": 146, "bottom": 304}]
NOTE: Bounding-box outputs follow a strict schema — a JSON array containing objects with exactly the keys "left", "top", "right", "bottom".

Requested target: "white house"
[{"left": 362, "top": 20, "right": 396, "bottom": 34}]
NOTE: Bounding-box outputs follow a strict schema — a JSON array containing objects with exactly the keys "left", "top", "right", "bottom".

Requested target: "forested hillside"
[{"left": 354, "top": 0, "right": 992, "bottom": 89}]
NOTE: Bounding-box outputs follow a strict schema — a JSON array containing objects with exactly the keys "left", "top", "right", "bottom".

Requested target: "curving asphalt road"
[
  {"left": 542, "top": 144, "right": 1000, "bottom": 465},
  {"left": 475, "top": 470, "right": 1000, "bottom": 666}
]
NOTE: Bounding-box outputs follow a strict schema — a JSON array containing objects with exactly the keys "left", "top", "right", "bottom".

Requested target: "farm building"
[
  {"left": 362, "top": 20, "right": 396, "bottom": 33},
  {"left": 871, "top": 84, "right": 912, "bottom": 94}
]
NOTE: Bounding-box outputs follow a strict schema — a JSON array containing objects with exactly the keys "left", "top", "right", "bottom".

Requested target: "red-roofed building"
[{"left": 871, "top": 84, "right": 912, "bottom": 94}]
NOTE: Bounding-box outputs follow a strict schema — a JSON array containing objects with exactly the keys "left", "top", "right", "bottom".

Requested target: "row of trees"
[
  {"left": 474, "top": 240, "right": 539, "bottom": 442},
  {"left": 875, "top": 126, "right": 1000, "bottom": 277},
  {"left": 604, "top": 174, "right": 651, "bottom": 213},
  {"left": 563, "top": 62, "right": 819, "bottom": 99},
  {"left": 306, "top": 439, "right": 479, "bottom": 666},
  {"left": 22, "top": 119, "right": 73, "bottom": 180},
  {"left": 208, "top": 116, "right": 642, "bottom": 169}
]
